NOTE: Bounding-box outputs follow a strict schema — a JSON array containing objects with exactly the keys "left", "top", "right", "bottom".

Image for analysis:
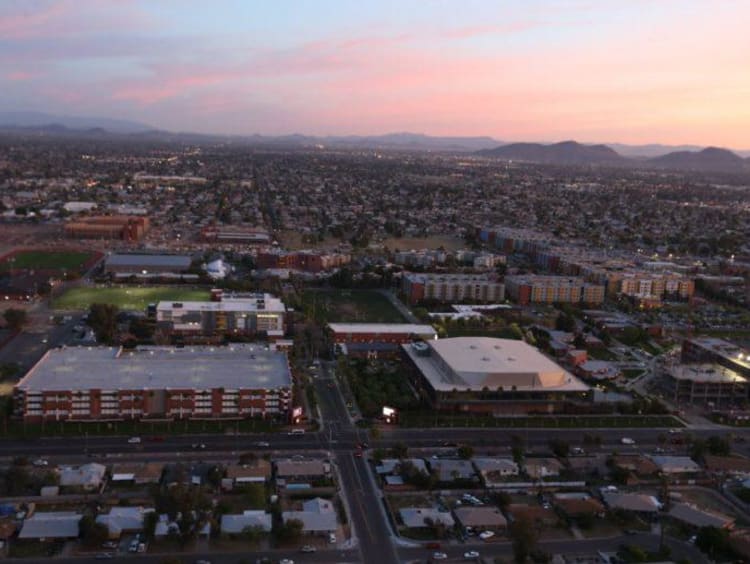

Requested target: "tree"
[
  {"left": 548, "top": 439, "right": 570, "bottom": 459},
  {"left": 695, "top": 526, "right": 735, "bottom": 561},
  {"left": 275, "top": 518, "right": 304, "bottom": 544},
  {"left": 79, "top": 515, "right": 110, "bottom": 547},
  {"left": 241, "top": 524, "right": 266, "bottom": 544},
  {"left": 457, "top": 445, "right": 475, "bottom": 460},
  {"left": 3, "top": 308, "right": 27, "bottom": 332},
  {"left": 510, "top": 515, "right": 538, "bottom": 563},
  {"left": 391, "top": 442, "right": 408, "bottom": 459},
  {"left": 144, "top": 510, "right": 159, "bottom": 541},
  {"left": 555, "top": 313, "right": 576, "bottom": 332},
  {"left": 88, "top": 303, "right": 119, "bottom": 344},
  {"left": 706, "top": 435, "right": 731, "bottom": 457},
  {"left": 511, "top": 435, "right": 526, "bottom": 465}
]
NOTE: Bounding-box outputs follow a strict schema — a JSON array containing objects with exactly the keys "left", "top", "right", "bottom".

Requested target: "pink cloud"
[{"left": 6, "top": 71, "right": 34, "bottom": 81}]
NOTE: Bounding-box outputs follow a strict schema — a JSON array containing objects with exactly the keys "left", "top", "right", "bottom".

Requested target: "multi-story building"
[
  {"left": 156, "top": 292, "right": 286, "bottom": 340},
  {"left": 255, "top": 250, "right": 351, "bottom": 273},
  {"left": 328, "top": 323, "right": 437, "bottom": 358},
  {"left": 13, "top": 345, "right": 293, "bottom": 422},
  {"left": 402, "top": 273, "right": 505, "bottom": 305},
  {"left": 104, "top": 253, "right": 192, "bottom": 276},
  {"left": 504, "top": 275, "right": 605, "bottom": 306},
  {"left": 64, "top": 215, "right": 149, "bottom": 241},
  {"left": 402, "top": 337, "right": 590, "bottom": 414},
  {"left": 681, "top": 337, "right": 750, "bottom": 379},
  {"left": 201, "top": 226, "right": 270, "bottom": 244},
  {"left": 663, "top": 363, "right": 748, "bottom": 407}
]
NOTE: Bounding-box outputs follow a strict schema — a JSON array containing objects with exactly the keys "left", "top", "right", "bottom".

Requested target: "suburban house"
[
  {"left": 96, "top": 507, "right": 154, "bottom": 539},
  {"left": 220, "top": 511, "right": 273, "bottom": 536},
  {"left": 282, "top": 497, "right": 338, "bottom": 535},
  {"left": 454, "top": 506, "right": 507, "bottom": 531},
  {"left": 399, "top": 507, "right": 455, "bottom": 529},
  {"left": 59, "top": 463, "right": 107, "bottom": 491},
  {"left": 19, "top": 512, "right": 81, "bottom": 541}
]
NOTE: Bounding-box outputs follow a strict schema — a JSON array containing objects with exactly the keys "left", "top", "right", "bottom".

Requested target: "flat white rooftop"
[
  {"left": 669, "top": 363, "right": 747, "bottom": 384},
  {"left": 328, "top": 323, "right": 437, "bottom": 336},
  {"left": 403, "top": 337, "right": 588, "bottom": 392},
  {"left": 157, "top": 294, "right": 286, "bottom": 314},
  {"left": 16, "top": 345, "right": 292, "bottom": 392}
]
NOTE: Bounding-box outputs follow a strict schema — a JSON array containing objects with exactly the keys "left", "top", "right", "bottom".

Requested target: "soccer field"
[
  {"left": 0, "top": 250, "right": 96, "bottom": 272},
  {"left": 52, "top": 286, "right": 211, "bottom": 311}
]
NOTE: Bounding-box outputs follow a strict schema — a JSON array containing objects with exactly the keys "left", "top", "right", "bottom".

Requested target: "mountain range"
[{"left": 0, "top": 111, "right": 748, "bottom": 173}]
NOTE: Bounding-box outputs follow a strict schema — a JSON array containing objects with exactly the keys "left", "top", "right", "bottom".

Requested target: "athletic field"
[
  {"left": 0, "top": 250, "right": 98, "bottom": 273},
  {"left": 52, "top": 286, "right": 211, "bottom": 311}
]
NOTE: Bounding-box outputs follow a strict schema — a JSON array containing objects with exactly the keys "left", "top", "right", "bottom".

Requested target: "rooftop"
[
  {"left": 16, "top": 345, "right": 292, "bottom": 392},
  {"left": 403, "top": 337, "right": 589, "bottom": 392},
  {"left": 668, "top": 363, "right": 747, "bottom": 384},
  {"left": 106, "top": 253, "right": 192, "bottom": 269},
  {"left": 328, "top": 323, "right": 437, "bottom": 336},
  {"left": 157, "top": 294, "right": 286, "bottom": 314}
]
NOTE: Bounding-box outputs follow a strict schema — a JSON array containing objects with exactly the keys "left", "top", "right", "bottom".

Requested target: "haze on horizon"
[{"left": 1, "top": 0, "right": 748, "bottom": 149}]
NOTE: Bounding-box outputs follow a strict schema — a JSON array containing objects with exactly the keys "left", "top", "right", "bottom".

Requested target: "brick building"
[
  {"left": 14, "top": 345, "right": 293, "bottom": 422},
  {"left": 64, "top": 216, "right": 149, "bottom": 241},
  {"left": 255, "top": 250, "right": 351, "bottom": 273}
]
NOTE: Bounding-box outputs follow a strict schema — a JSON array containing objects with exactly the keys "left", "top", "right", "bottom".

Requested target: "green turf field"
[
  {"left": 52, "top": 286, "right": 211, "bottom": 310},
  {"left": 0, "top": 250, "right": 95, "bottom": 272},
  {"left": 302, "top": 289, "right": 406, "bottom": 323}
]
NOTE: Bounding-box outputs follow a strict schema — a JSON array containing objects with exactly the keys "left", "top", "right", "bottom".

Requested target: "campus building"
[
  {"left": 681, "top": 337, "right": 750, "bottom": 378},
  {"left": 13, "top": 345, "right": 293, "bottom": 422},
  {"left": 401, "top": 273, "right": 505, "bottom": 305},
  {"left": 255, "top": 250, "right": 351, "bottom": 273},
  {"left": 402, "top": 337, "right": 590, "bottom": 414},
  {"left": 328, "top": 323, "right": 437, "bottom": 358},
  {"left": 662, "top": 363, "right": 748, "bottom": 407},
  {"left": 64, "top": 216, "right": 149, "bottom": 241},
  {"left": 200, "top": 226, "right": 270, "bottom": 244},
  {"left": 155, "top": 292, "right": 286, "bottom": 340},
  {"left": 104, "top": 253, "right": 192, "bottom": 276},
  {"left": 504, "top": 275, "right": 605, "bottom": 306}
]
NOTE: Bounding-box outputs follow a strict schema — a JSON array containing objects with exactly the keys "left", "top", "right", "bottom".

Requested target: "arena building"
[{"left": 402, "top": 337, "right": 590, "bottom": 414}]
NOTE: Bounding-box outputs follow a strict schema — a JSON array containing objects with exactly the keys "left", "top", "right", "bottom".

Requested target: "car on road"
[
  {"left": 195, "top": 560, "right": 212, "bottom": 564},
  {"left": 300, "top": 545, "right": 316, "bottom": 553},
  {"left": 288, "top": 428, "right": 305, "bottom": 435},
  {"left": 191, "top": 443, "right": 206, "bottom": 449},
  {"left": 95, "top": 553, "right": 114, "bottom": 560},
  {"left": 255, "top": 441, "right": 270, "bottom": 447},
  {"left": 279, "top": 559, "right": 294, "bottom": 564},
  {"left": 127, "top": 437, "right": 141, "bottom": 444},
  {"left": 464, "top": 551, "right": 480, "bottom": 559},
  {"left": 354, "top": 448, "right": 363, "bottom": 458},
  {"left": 621, "top": 437, "right": 636, "bottom": 445},
  {"left": 432, "top": 552, "right": 448, "bottom": 560},
  {"left": 479, "top": 530, "right": 495, "bottom": 540},
  {"left": 358, "top": 441, "right": 369, "bottom": 449},
  {"left": 32, "top": 458, "right": 49, "bottom": 467}
]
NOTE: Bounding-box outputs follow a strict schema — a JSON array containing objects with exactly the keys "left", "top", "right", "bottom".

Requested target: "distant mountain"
[
  {"left": 0, "top": 111, "right": 151, "bottom": 133},
  {"left": 606, "top": 142, "right": 707, "bottom": 158},
  {"left": 648, "top": 147, "right": 747, "bottom": 172},
  {"left": 476, "top": 140, "right": 626, "bottom": 165}
]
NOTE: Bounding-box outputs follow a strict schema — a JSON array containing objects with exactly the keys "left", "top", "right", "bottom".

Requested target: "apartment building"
[
  {"left": 14, "top": 346, "right": 293, "bottom": 422},
  {"left": 504, "top": 275, "right": 605, "bottom": 306},
  {"left": 402, "top": 273, "right": 505, "bottom": 305}
]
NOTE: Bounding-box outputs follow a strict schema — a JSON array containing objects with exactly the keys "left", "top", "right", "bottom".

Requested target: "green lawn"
[
  {"left": 52, "top": 286, "right": 211, "bottom": 310},
  {"left": 0, "top": 250, "right": 95, "bottom": 271},
  {"left": 302, "top": 289, "right": 406, "bottom": 323}
]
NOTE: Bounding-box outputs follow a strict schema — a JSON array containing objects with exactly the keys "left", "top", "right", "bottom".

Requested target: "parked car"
[
  {"left": 479, "top": 530, "right": 495, "bottom": 540},
  {"left": 464, "top": 551, "right": 480, "bottom": 560},
  {"left": 32, "top": 459, "right": 49, "bottom": 467},
  {"left": 328, "top": 533, "right": 337, "bottom": 544},
  {"left": 127, "top": 437, "right": 141, "bottom": 444},
  {"left": 432, "top": 552, "right": 448, "bottom": 560},
  {"left": 300, "top": 545, "right": 316, "bottom": 553},
  {"left": 621, "top": 437, "right": 636, "bottom": 445}
]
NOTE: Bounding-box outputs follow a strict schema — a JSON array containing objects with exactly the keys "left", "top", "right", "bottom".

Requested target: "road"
[{"left": 314, "top": 362, "right": 400, "bottom": 564}]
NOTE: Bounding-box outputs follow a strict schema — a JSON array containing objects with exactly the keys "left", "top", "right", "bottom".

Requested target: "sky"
[{"left": 1, "top": 0, "right": 749, "bottom": 148}]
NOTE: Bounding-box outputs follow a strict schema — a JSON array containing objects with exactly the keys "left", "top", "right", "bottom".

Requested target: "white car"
[
  {"left": 621, "top": 437, "right": 636, "bottom": 445},
  {"left": 479, "top": 530, "right": 495, "bottom": 540},
  {"left": 32, "top": 458, "right": 49, "bottom": 467},
  {"left": 432, "top": 552, "right": 448, "bottom": 560},
  {"left": 328, "top": 533, "right": 337, "bottom": 544},
  {"left": 464, "top": 551, "right": 480, "bottom": 559},
  {"left": 127, "top": 437, "right": 141, "bottom": 444}
]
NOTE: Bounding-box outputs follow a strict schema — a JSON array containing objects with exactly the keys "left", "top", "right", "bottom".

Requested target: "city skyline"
[{"left": 1, "top": 0, "right": 749, "bottom": 148}]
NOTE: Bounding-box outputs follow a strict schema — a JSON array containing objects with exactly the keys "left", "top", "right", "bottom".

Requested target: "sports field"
[
  {"left": 0, "top": 250, "right": 96, "bottom": 272},
  {"left": 302, "top": 289, "right": 406, "bottom": 323},
  {"left": 52, "top": 286, "right": 211, "bottom": 311}
]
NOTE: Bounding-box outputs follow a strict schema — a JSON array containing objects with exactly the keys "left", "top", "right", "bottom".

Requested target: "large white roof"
[
  {"left": 16, "top": 345, "right": 292, "bottom": 392},
  {"left": 328, "top": 323, "right": 437, "bottom": 336},
  {"left": 404, "top": 337, "right": 588, "bottom": 392},
  {"left": 157, "top": 294, "right": 286, "bottom": 314}
]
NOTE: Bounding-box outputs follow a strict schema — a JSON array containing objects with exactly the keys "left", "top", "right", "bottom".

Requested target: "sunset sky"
[{"left": 1, "top": 0, "right": 749, "bottom": 147}]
